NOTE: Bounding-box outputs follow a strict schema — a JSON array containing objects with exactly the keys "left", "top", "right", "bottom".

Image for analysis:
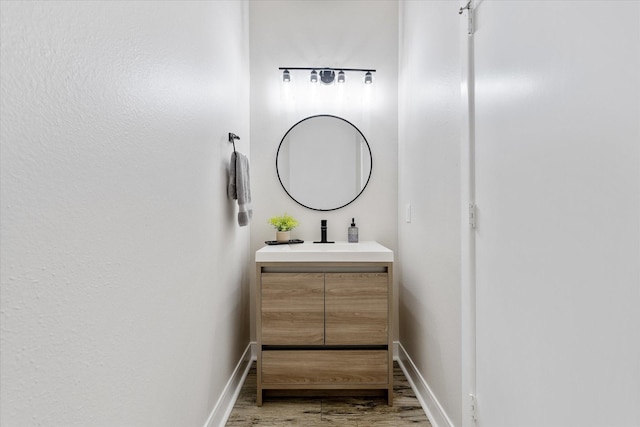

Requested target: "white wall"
[
  {"left": 399, "top": 1, "right": 640, "bottom": 426},
  {"left": 0, "top": 2, "right": 250, "bottom": 426},
  {"left": 249, "top": 0, "right": 399, "bottom": 341},
  {"left": 473, "top": 2, "right": 640, "bottom": 426},
  {"left": 398, "top": 1, "right": 463, "bottom": 426}
]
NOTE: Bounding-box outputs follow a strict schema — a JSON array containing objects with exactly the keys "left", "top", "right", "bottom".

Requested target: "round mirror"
[{"left": 276, "top": 115, "right": 372, "bottom": 211}]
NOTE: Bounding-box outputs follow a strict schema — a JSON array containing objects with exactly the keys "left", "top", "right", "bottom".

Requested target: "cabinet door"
[
  {"left": 325, "top": 273, "right": 388, "bottom": 345},
  {"left": 261, "top": 273, "right": 324, "bottom": 345}
]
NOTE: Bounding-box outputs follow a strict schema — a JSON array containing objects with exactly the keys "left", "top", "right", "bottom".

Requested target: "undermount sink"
[{"left": 255, "top": 241, "right": 393, "bottom": 262}]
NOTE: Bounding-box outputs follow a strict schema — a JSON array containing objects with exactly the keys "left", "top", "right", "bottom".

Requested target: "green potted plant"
[{"left": 269, "top": 213, "right": 299, "bottom": 242}]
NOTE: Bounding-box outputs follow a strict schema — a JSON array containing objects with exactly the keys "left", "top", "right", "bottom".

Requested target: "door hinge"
[
  {"left": 470, "top": 393, "right": 478, "bottom": 422},
  {"left": 469, "top": 203, "right": 477, "bottom": 229}
]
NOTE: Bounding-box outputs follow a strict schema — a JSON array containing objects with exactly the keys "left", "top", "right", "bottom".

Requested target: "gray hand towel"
[
  {"left": 228, "top": 151, "right": 252, "bottom": 226},
  {"left": 228, "top": 152, "right": 238, "bottom": 200}
]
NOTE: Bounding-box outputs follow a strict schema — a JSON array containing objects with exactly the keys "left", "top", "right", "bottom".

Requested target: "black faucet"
[{"left": 314, "top": 219, "right": 334, "bottom": 244}]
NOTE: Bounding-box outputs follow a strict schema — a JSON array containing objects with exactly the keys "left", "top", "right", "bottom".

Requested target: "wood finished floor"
[{"left": 225, "top": 362, "right": 432, "bottom": 426}]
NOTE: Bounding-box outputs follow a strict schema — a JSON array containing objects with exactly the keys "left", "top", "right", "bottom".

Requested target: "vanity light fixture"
[{"left": 278, "top": 67, "right": 376, "bottom": 85}]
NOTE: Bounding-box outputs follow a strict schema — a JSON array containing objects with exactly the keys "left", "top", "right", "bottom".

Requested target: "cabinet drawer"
[{"left": 262, "top": 350, "right": 388, "bottom": 385}]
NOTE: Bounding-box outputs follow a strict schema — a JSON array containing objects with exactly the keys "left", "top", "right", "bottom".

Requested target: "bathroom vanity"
[{"left": 255, "top": 241, "right": 393, "bottom": 406}]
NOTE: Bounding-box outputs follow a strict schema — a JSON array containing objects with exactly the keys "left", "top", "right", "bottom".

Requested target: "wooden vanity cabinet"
[{"left": 256, "top": 262, "right": 393, "bottom": 406}]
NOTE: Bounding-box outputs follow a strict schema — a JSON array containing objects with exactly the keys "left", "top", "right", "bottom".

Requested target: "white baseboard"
[
  {"left": 250, "top": 341, "right": 257, "bottom": 360},
  {"left": 396, "top": 342, "right": 455, "bottom": 427},
  {"left": 203, "top": 342, "right": 253, "bottom": 427}
]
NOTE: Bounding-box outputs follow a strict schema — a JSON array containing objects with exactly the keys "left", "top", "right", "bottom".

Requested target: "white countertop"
[{"left": 255, "top": 241, "right": 394, "bottom": 263}]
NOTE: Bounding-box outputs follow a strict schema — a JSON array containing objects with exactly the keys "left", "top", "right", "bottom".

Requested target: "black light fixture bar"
[
  {"left": 279, "top": 67, "right": 376, "bottom": 84},
  {"left": 278, "top": 67, "right": 376, "bottom": 72}
]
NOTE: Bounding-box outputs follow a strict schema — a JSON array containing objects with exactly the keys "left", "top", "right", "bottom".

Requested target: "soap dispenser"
[{"left": 348, "top": 218, "right": 359, "bottom": 243}]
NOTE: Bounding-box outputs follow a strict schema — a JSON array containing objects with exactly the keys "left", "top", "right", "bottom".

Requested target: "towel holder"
[{"left": 229, "top": 133, "right": 240, "bottom": 153}]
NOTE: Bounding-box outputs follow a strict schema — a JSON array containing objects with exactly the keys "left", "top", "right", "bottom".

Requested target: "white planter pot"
[{"left": 276, "top": 231, "right": 291, "bottom": 242}]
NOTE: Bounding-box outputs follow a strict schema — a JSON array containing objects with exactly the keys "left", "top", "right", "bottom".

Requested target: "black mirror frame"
[{"left": 275, "top": 114, "right": 373, "bottom": 211}]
